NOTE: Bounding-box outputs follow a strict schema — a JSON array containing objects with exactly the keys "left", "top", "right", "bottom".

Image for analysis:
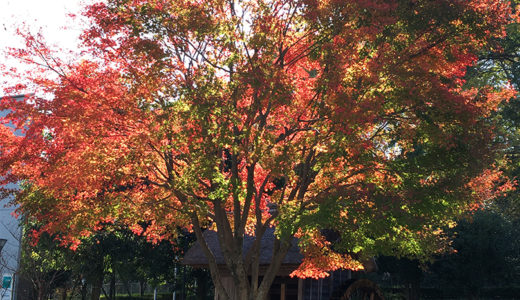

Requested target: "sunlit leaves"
[{"left": 0, "top": 0, "right": 516, "bottom": 283}]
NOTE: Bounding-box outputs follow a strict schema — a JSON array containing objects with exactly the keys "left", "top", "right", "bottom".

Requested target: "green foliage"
[
  {"left": 464, "top": 4, "right": 520, "bottom": 222},
  {"left": 431, "top": 210, "right": 519, "bottom": 298},
  {"left": 19, "top": 229, "right": 72, "bottom": 300},
  {"left": 20, "top": 218, "right": 211, "bottom": 299}
]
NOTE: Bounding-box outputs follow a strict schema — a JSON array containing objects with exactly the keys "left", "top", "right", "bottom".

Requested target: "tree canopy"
[
  {"left": 0, "top": 1, "right": 517, "bottom": 299},
  {"left": 465, "top": 0, "right": 520, "bottom": 222}
]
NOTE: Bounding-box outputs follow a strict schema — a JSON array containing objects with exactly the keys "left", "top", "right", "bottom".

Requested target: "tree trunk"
[
  {"left": 122, "top": 279, "right": 132, "bottom": 297},
  {"left": 140, "top": 280, "right": 146, "bottom": 297},
  {"left": 34, "top": 279, "right": 49, "bottom": 300},
  {"left": 37, "top": 288, "right": 45, "bottom": 300},
  {"left": 410, "top": 281, "right": 420, "bottom": 300},
  {"left": 201, "top": 234, "right": 292, "bottom": 300},
  {"left": 67, "top": 279, "right": 79, "bottom": 300},
  {"left": 109, "top": 272, "right": 116, "bottom": 300},
  {"left": 80, "top": 280, "right": 88, "bottom": 300},
  {"left": 189, "top": 174, "right": 299, "bottom": 300},
  {"left": 61, "top": 287, "right": 68, "bottom": 300},
  {"left": 90, "top": 276, "right": 103, "bottom": 300},
  {"left": 36, "top": 282, "right": 46, "bottom": 300}
]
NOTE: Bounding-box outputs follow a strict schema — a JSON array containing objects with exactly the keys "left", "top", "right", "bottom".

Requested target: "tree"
[
  {"left": 0, "top": 1, "right": 516, "bottom": 299},
  {"left": 431, "top": 210, "right": 519, "bottom": 300},
  {"left": 19, "top": 228, "right": 72, "bottom": 300},
  {"left": 377, "top": 256, "right": 424, "bottom": 300},
  {"left": 20, "top": 219, "right": 196, "bottom": 300},
  {"left": 17, "top": 187, "right": 208, "bottom": 300},
  {"left": 463, "top": 1, "right": 520, "bottom": 222}
]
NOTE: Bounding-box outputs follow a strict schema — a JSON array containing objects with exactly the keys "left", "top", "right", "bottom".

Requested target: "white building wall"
[
  {"left": 0, "top": 95, "right": 26, "bottom": 300},
  {"left": 0, "top": 195, "right": 22, "bottom": 300}
]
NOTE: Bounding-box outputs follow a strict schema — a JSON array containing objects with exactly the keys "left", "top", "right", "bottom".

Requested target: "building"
[
  {"left": 0, "top": 94, "right": 26, "bottom": 300},
  {"left": 183, "top": 228, "right": 383, "bottom": 300}
]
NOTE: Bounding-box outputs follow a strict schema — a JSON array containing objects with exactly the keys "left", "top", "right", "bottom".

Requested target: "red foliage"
[{"left": 0, "top": 0, "right": 516, "bottom": 283}]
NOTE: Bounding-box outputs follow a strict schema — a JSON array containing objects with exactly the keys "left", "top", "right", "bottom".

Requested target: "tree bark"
[
  {"left": 61, "top": 287, "right": 68, "bottom": 300},
  {"left": 140, "top": 280, "right": 146, "bottom": 297},
  {"left": 109, "top": 272, "right": 116, "bottom": 300},
  {"left": 90, "top": 275, "right": 103, "bottom": 300},
  {"left": 122, "top": 279, "right": 132, "bottom": 297},
  {"left": 191, "top": 213, "right": 231, "bottom": 300},
  {"left": 410, "top": 281, "right": 420, "bottom": 300},
  {"left": 80, "top": 280, "right": 87, "bottom": 300},
  {"left": 36, "top": 281, "right": 46, "bottom": 300}
]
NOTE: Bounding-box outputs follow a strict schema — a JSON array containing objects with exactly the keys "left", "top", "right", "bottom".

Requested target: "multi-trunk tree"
[{"left": 0, "top": 1, "right": 517, "bottom": 299}]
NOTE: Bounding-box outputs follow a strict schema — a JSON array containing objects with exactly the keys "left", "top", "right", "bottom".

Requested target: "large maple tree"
[{"left": 0, "top": 0, "right": 517, "bottom": 299}]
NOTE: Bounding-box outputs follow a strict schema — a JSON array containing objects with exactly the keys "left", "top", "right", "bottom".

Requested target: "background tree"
[
  {"left": 375, "top": 11, "right": 520, "bottom": 298},
  {"left": 0, "top": 1, "right": 516, "bottom": 299},
  {"left": 19, "top": 227, "right": 72, "bottom": 300},
  {"left": 17, "top": 188, "right": 209, "bottom": 300},
  {"left": 430, "top": 210, "right": 519, "bottom": 300},
  {"left": 377, "top": 256, "right": 424, "bottom": 300},
  {"left": 376, "top": 209, "right": 520, "bottom": 300},
  {"left": 20, "top": 223, "right": 206, "bottom": 300},
  {"left": 463, "top": 0, "right": 520, "bottom": 221},
  {"left": 462, "top": 2, "right": 520, "bottom": 286}
]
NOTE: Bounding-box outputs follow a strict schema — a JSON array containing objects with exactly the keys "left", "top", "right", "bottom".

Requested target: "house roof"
[{"left": 183, "top": 227, "right": 303, "bottom": 266}]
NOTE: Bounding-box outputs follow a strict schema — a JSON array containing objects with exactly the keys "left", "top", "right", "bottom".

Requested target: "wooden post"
[
  {"left": 297, "top": 279, "right": 303, "bottom": 300},
  {"left": 281, "top": 283, "right": 286, "bottom": 300}
]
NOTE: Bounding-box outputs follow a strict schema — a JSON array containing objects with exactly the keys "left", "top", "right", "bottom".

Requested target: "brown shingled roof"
[{"left": 183, "top": 227, "right": 303, "bottom": 266}]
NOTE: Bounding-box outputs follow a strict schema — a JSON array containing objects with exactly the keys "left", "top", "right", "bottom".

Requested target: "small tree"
[
  {"left": 19, "top": 229, "right": 71, "bottom": 300},
  {"left": 17, "top": 187, "right": 208, "bottom": 300}
]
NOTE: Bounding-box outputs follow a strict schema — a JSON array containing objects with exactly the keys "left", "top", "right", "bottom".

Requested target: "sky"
[
  {"left": 0, "top": 0, "right": 91, "bottom": 274},
  {"left": 0, "top": 0, "right": 88, "bottom": 50},
  {"left": 0, "top": 0, "right": 95, "bottom": 94},
  {"left": 0, "top": 0, "right": 90, "bottom": 262}
]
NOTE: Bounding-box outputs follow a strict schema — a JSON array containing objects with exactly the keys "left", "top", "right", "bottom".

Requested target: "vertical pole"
[
  {"left": 154, "top": 287, "right": 157, "bottom": 300},
  {"left": 172, "top": 265, "right": 177, "bottom": 300},
  {"left": 280, "top": 283, "right": 286, "bottom": 300},
  {"left": 310, "top": 279, "right": 313, "bottom": 300},
  {"left": 182, "top": 266, "right": 185, "bottom": 300},
  {"left": 318, "top": 278, "right": 323, "bottom": 300},
  {"left": 297, "top": 279, "right": 303, "bottom": 300},
  {"left": 13, "top": 225, "right": 23, "bottom": 300},
  {"left": 173, "top": 266, "right": 177, "bottom": 300}
]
